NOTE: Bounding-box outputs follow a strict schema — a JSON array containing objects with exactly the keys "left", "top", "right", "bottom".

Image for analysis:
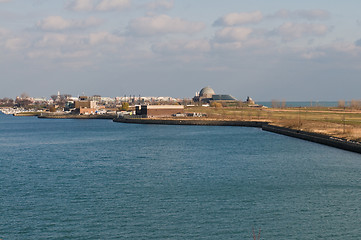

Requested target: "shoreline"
[
  {"left": 262, "top": 124, "right": 361, "bottom": 154},
  {"left": 114, "top": 117, "right": 361, "bottom": 154},
  {"left": 4, "top": 111, "right": 361, "bottom": 154},
  {"left": 38, "top": 114, "right": 115, "bottom": 119},
  {"left": 113, "top": 117, "right": 266, "bottom": 127}
]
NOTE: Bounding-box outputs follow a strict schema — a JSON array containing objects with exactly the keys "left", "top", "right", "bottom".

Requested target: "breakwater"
[
  {"left": 114, "top": 117, "right": 361, "bottom": 154},
  {"left": 113, "top": 117, "right": 266, "bottom": 127},
  {"left": 13, "top": 112, "right": 40, "bottom": 116},
  {"left": 262, "top": 124, "right": 361, "bottom": 154},
  {"left": 39, "top": 114, "right": 115, "bottom": 119}
]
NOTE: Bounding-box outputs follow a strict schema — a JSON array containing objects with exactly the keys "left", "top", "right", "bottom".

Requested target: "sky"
[{"left": 1, "top": 0, "right": 361, "bottom": 101}]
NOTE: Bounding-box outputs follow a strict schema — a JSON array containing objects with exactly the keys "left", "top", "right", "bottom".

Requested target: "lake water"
[{"left": 1, "top": 113, "right": 361, "bottom": 239}]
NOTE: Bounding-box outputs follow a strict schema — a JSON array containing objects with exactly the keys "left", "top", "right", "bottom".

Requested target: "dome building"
[
  {"left": 193, "top": 86, "right": 237, "bottom": 103},
  {"left": 199, "top": 87, "right": 215, "bottom": 99}
]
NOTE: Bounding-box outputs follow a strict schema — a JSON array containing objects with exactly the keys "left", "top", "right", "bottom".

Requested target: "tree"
[
  {"left": 271, "top": 99, "right": 280, "bottom": 108},
  {"left": 51, "top": 95, "right": 58, "bottom": 101},
  {"left": 120, "top": 102, "right": 129, "bottom": 111},
  {"left": 338, "top": 100, "right": 345, "bottom": 108},
  {"left": 49, "top": 106, "right": 57, "bottom": 112},
  {"left": 20, "top": 92, "right": 29, "bottom": 99},
  {"left": 0, "top": 98, "right": 14, "bottom": 107},
  {"left": 210, "top": 102, "right": 222, "bottom": 108},
  {"left": 15, "top": 97, "right": 32, "bottom": 108},
  {"left": 351, "top": 99, "right": 361, "bottom": 109},
  {"left": 281, "top": 100, "right": 286, "bottom": 108}
]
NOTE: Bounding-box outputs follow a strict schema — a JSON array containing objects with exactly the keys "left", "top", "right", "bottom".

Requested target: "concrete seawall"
[
  {"left": 262, "top": 124, "right": 361, "bottom": 154},
  {"left": 13, "top": 112, "right": 40, "bottom": 116},
  {"left": 114, "top": 117, "right": 361, "bottom": 154},
  {"left": 39, "top": 114, "right": 115, "bottom": 119},
  {"left": 113, "top": 118, "right": 266, "bottom": 127}
]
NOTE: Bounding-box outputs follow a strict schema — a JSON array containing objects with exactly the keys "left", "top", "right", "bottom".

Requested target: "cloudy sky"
[{"left": 1, "top": 0, "right": 361, "bottom": 101}]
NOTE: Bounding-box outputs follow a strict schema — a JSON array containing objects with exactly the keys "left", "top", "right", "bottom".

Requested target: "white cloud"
[
  {"left": 145, "top": 0, "right": 173, "bottom": 11},
  {"left": 215, "top": 27, "right": 252, "bottom": 42},
  {"left": 152, "top": 39, "right": 210, "bottom": 54},
  {"left": 211, "top": 37, "right": 272, "bottom": 52},
  {"left": 34, "top": 31, "right": 124, "bottom": 49},
  {"left": 5, "top": 38, "right": 28, "bottom": 51},
  {"left": 301, "top": 51, "right": 326, "bottom": 59},
  {"left": 67, "top": 0, "right": 93, "bottom": 11},
  {"left": 327, "top": 42, "right": 360, "bottom": 55},
  {"left": 28, "top": 31, "right": 126, "bottom": 64},
  {"left": 95, "top": 0, "right": 130, "bottom": 11},
  {"left": 296, "top": 42, "right": 361, "bottom": 69},
  {"left": 275, "top": 22, "right": 330, "bottom": 40},
  {"left": 273, "top": 9, "right": 330, "bottom": 20},
  {"left": 27, "top": 49, "right": 91, "bottom": 60},
  {"left": 128, "top": 14, "right": 205, "bottom": 36},
  {"left": 67, "top": 0, "right": 130, "bottom": 11},
  {"left": 212, "top": 42, "right": 243, "bottom": 51},
  {"left": 214, "top": 11, "right": 263, "bottom": 26},
  {"left": 36, "top": 33, "right": 69, "bottom": 47},
  {"left": 37, "top": 16, "right": 102, "bottom": 31},
  {"left": 0, "top": 0, "right": 12, "bottom": 3},
  {"left": 89, "top": 31, "right": 124, "bottom": 45},
  {"left": 0, "top": 27, "right": 10, "bottom": 38},
  {"left": 38, "top": 16, "right": 71, "bottom": 31}
]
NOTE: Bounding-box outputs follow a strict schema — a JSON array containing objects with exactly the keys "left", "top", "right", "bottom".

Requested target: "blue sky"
[{"left": 1, "top": 0, "right": 361, "bottom": 101}]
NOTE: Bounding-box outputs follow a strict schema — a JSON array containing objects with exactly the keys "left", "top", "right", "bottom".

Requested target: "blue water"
[{"left": 1, "top": 113, "right": 361, "bottom": 239}]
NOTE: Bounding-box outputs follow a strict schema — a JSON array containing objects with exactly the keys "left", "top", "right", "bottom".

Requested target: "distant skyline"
[{"left": 1, "top": 0, "right": 361, "bottom": 101}]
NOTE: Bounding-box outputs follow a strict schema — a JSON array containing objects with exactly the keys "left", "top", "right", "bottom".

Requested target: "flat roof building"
[
  {"left": 135, "top": 105, "right": 184, "bottom": 118},
  {"left": 193, "top": 87, "right": 238, "bottom": 103}
]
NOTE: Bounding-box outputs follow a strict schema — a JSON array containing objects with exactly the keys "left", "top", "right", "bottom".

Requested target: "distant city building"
[
  {"left": 79, "top": 107, "right": 96, "bottom": 115},
  {"left": 74, "top": 98, "right": 97, "bottom": 109},
  {"left": 78, "top": 96, "right": 89, "bottom": 101},
  {"left": 91, "top": 95, "right": 102, "bottom": 102},
  {"left": 66, "top": 96, "right": 99, "bottom": 114},
  {"left": 115, "top": 96, "right": 179, "bottom": 104}
]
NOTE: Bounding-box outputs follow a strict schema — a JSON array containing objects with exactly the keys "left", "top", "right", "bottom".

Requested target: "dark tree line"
[{"left": 0, "top": 98, "right": 14, "bottom": 107}]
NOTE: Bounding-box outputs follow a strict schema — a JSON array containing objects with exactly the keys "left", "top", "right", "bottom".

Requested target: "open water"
[{"left": 1, "top": 113, "right": 361, "bottom": 239}]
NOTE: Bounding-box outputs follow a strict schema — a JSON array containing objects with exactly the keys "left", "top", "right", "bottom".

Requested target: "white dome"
[{"left": 199, "top": 87, "right": 215, "bottom": 98}]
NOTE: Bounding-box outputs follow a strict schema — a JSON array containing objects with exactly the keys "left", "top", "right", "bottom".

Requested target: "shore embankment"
[
  {"left": 38, "top": 114, "right": 115, "bottom": 119},
  {"left": 13, "top": 112, "right": 41, "bottom": 116},
  {"left": 262, "top": 124, "right": 361, "bottom": 154},
  {"left": 113, "top": 117, "right": 266, "bottom": 127},
  {"left": 114, "top": 117, "right": 361, "bottom": 154}
]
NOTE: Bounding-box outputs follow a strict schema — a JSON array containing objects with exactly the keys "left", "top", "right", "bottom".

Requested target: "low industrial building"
[
  {"left": 79, "top": 107, "right": 96, "bottom": 115},
  {"left": 74, "top": 98, "right": 97, "bottom": 109},
  {"left": 135, "top": 105, "right": 184, "bottom": 118},
  {"left": 65, "top": 96, "right": 99, "bottom": 115}
]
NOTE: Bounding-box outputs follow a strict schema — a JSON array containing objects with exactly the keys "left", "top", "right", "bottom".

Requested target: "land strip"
[
  {"left": 38, "top": 114, "right": 115, "bottom": 119},
  {"left": 185, "top": 106, "right": 361, "bottom": 141}
]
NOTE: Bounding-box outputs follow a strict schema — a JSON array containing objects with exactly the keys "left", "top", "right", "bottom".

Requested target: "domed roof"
[{"left": 199, "top": 87, "right": 215, "bottom": 98}]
